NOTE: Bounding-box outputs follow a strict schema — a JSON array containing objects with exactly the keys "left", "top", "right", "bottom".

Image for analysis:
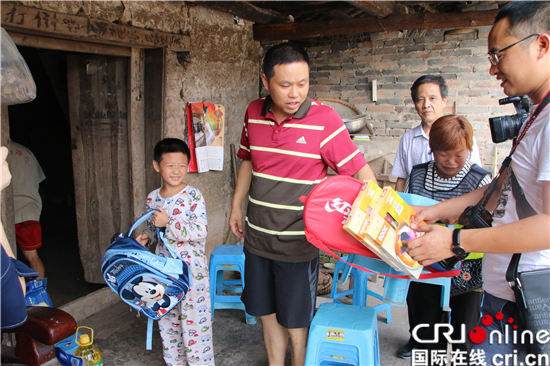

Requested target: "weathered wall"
[
  {"left": 18, "top": 1, "right": 261, "bottom": 256},
  {"left": 162, "top": 5, "right": 261, "bottom": 254},
  {"left": 306, "top": 28, "right": 516, "bottom": 176}
]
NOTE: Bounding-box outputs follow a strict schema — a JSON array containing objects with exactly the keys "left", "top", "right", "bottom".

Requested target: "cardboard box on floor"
[{"left": 344, "top": 181, "right": 425, "bottom": 279}]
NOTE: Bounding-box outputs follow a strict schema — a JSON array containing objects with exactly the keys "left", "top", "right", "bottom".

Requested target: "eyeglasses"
[{"left": 488, "top": 33, "right": 540, "bottom": 66}]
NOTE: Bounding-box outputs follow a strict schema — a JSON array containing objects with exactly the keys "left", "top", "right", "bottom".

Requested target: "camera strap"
[
  {"left": 475, "top": 90, "right": 550, "bottom": 211},
  {"left": 510, "top": 89, "right": 550, "bottom": 155}
]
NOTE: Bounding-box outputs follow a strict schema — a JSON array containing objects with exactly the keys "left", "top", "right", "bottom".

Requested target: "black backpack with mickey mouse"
[{"left": 101, "top": 209, "right": 190, "bottom": 349}]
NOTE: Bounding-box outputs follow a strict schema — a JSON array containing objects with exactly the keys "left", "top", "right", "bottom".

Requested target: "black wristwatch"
[{"left": 451, "top": 228, "right": 469, "bottom": 260}]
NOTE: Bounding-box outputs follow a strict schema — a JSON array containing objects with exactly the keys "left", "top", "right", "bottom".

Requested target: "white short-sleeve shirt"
[
  {"left": 9, "top": 142, "right": 46, "bottom": 224},
  {"left": 483, "top": 105, "right": 550, "bottom": 302}
]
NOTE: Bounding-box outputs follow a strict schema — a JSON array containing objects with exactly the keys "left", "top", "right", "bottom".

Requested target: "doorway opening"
[{"left": 8, "top": 46, "right": 105, "bottom": 307}]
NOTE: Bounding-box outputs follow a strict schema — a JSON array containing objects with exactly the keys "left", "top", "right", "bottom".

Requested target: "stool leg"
[
  {"left": 210, "top": 267, "right": 217, "bottom": 322},
  {"left": 351, "top": 272, "right": 367, "bottom": 307},
  {"left": 338, "top": 255, "right": 354, "bottom": 285},
  {"left": 216, "top": 270, "right": 225, "bottom": 296},
  {"left": 441, "top": 280, "right": 451, "bottom": 312},
  {"left": 330, "top": 269, "right": 354, "bottom": 303},
  {"left": 15, "top": 333, "right": 55, "bottom": 366},
  {"left": 245, "top": 313, "right": 257, "bottom": 324}
]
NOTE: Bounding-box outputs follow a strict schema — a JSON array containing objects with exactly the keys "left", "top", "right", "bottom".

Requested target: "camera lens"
[{"left": 489, "top": 114, "right": 526, "bottom": 143}]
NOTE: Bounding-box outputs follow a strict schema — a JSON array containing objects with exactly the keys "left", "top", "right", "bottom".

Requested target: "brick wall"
[{"left": 307, "top": 27, "right": 518, "bottom": 174}]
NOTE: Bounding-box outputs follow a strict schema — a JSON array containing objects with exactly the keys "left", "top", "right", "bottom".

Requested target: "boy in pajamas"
[{"left": 137, "top": 138, "right": 214, "bottom": 366}]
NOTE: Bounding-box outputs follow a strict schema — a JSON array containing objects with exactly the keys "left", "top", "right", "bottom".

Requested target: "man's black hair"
[
  {"left": 263, "top": 42, "right": 310, "bottom": 81},
  {"left": 495, "top": 1, "right": 550, "bottom": 39},
  {"left": 410, "top": 75, "right": 448, "bottom": 102},
  {"left": 154, "top": 138, "right": 191, "bottom": 163}
]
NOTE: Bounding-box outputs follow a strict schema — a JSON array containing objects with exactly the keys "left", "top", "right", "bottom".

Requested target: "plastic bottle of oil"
[{"left": 74, "top": 326, "right": 103, "bottom": 366}]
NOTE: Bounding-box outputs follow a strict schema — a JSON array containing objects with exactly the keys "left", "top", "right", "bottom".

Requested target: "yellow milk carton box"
[
  {"left": 343, "top": 181, "right": 401, "bottom": 271},
  {"left": 343, "top": 180, "right": 380, "bottom": 239},
  {"left": 363, "top": 187, "right": 424, "bottom": 279}
]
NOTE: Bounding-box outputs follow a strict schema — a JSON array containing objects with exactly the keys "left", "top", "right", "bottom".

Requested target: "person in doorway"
[
  {"left": 403, "top": 115, "right": 491, "bottom": 356},
  {"left": 9, "top": 141, "right": 46, "bottom": 279},
  {"left": 136, "top": 138, "right": 215, "bottom": 366},
  {"left": 404, "top": 2, "right": 550, "bottom": 364},
  {"left": 392, "top": 75, "right": 482, "bottom": 194},
  {"left": 229, "top": 42, "right": 376, "bottom": 366}
]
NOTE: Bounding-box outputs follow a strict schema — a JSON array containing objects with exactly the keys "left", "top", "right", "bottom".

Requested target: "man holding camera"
[{"left": 405, "top": 1, "right": 549, "bottom": 362}]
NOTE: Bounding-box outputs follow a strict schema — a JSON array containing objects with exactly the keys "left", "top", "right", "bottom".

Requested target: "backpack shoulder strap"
[
  {"left": 126, "top": 209, "right": 158, "bottom": 237},
  {"left": 157, "top": 229, "right": 180, "bottom": 260},
  {"left": 146, "top": 318, "right": 154, "bottom": 350},
  {"left": 123, "top": 209, "right": 180, "bottom": 260}
]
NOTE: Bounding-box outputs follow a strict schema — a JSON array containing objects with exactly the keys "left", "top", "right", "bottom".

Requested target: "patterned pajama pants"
[{"left": 157, "top": 242, "right": 215, "bottom": 366}]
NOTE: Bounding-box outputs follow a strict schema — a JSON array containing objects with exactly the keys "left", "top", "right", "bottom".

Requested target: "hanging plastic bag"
[{"left": 1, "top": 28, "right": 36, "bottom": 106}]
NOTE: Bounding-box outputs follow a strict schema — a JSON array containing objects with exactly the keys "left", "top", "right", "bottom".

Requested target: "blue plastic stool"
[
  {"left": 383, "top": 275, "right": 452, "bottom": 311},
  {"left": 338, "top": 253, "right": 452, "bottom": 311},
  {"left": 305, "top": 302, "right": 380, "bottom": 366},
  {"left": 209, "top": 244, "right": 256, "bottom": 324},
  {"left": 330, "top": 256, "right": 392, "bottom": 323}
]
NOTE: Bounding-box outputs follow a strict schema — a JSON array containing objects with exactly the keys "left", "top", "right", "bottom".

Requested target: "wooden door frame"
[
  {"left": 0, "top": 2, "right": 188, "bottom": 222},
  {"left": 1, "top": 38, "right": 146, "bottom": 225}
]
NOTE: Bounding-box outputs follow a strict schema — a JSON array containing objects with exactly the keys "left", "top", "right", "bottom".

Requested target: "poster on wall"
[{"left": 185, "top": 102, "right": 225, "bottom": 173}]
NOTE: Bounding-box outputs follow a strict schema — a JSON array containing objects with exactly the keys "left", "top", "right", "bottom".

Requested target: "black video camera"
[
  {"left": 458, "top": 204, "right": 493, "bottom": 229},
  {"left": 489, "top": 96, "right": 530, "bottom": 143},
  {"left": 436, "top": 204, "right": 494, "bottom": 271}
]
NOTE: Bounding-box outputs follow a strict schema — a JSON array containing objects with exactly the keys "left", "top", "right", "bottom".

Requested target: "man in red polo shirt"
[{"left": 229, "top": 43, "right": 376, "bottom": 366}]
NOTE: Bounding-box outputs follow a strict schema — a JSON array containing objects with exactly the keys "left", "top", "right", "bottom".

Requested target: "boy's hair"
[
  {"left": 263, "top": 42, "right": 310, "bottom": 81},
  {"left": 410, "top": 75, "right": 448, "bottom": 102},
  {"left": 429, "top": 115, "right": 474, "bottom": 153},
  {"left": 495, "top": 2, "right": 550, "bottom": 41},
  {"left": 153, "top": 138, "right": 191, "bottom": 163}
]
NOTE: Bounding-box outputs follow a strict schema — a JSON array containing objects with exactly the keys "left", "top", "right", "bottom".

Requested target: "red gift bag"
[{"left": 300, "top": 176, "right": 460, "bottom": 279}]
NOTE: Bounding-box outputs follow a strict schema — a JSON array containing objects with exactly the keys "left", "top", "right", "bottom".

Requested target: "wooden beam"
[
  {"left": 346, "top": 1, "right": 410, "bottom": 17},
  {"left": 254, "top": 9, "right": 499, "bottom": 41},
  {"left": 7, "top": 31, "right": 132, "bottom": 57},
  {"left": 128, "top": 48, "right": 147, "bottom": 222},
  {"left": 1, "top": 2, "right": 190, "bottom": 51},
  {"left": 195, "top": 1, "right": 294, "bottom": 24},
  {"left": 326, "top": 9, "right": 354, "bottom": 20}
]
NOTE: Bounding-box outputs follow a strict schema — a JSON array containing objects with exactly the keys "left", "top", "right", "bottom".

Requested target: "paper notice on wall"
[
  {"left": 186, "top": 102, "right": 225, "bottom": 173},
  {"left": 195, "top": 146, "right": 209, "bottom": 173}
]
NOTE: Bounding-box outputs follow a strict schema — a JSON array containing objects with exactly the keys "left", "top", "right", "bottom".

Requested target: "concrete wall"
[
  {"left": 21, "top": 1, "right": 261, "bottom": 256},
  {"left": 306, "top": 28, "right": 517, "bottom": 176}
]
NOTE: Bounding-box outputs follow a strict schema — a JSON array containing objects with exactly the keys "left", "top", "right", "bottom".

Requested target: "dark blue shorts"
[{"left": 241, "top": 248, "right": 319, "bottom": 329}]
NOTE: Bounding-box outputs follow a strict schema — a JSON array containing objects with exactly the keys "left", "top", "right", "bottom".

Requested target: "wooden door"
[{"left": 67, "top": 55, "right": 132, "bottom": 283}]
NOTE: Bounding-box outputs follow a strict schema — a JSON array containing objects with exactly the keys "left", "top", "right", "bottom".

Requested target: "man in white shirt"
[
  {"left": 392, "top": 75, "right": 481, "bottom": 192},
  {"left": 405, "top": 2, "right": 550, "bottom": 363}
]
